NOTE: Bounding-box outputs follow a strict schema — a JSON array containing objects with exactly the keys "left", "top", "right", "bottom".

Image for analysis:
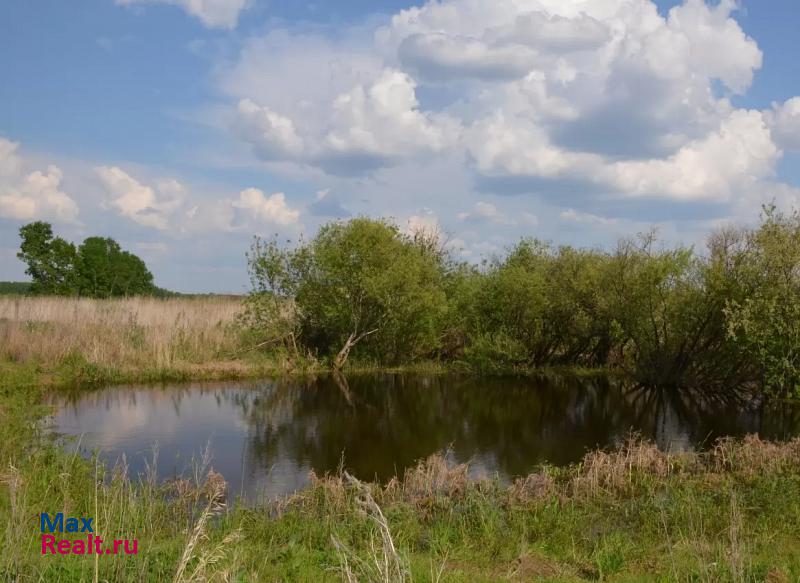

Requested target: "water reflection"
[{"left": 47, "top": 373, "right": 800, "bottom": 501}]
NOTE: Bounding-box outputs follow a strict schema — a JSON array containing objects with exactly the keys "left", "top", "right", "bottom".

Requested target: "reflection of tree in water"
[
  {"left": 50, "top": 376, "right": 800, "bottom": 487},
  {"left": 228, "top": 373, "right": 800, "bottom": 483}
]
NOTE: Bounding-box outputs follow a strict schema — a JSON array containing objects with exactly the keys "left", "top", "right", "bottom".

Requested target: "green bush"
[{"left": 240, "top": 209, "right": 800, "bottom": 397}]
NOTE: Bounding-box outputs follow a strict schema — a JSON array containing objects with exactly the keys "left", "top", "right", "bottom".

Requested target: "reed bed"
[{"left": 0, "top": 296, "right": 246, "bottom": 375}]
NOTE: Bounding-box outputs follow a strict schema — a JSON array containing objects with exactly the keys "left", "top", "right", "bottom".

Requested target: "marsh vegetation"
[{"left": 3, "top": 369, "right": 800, "bottom": 582}]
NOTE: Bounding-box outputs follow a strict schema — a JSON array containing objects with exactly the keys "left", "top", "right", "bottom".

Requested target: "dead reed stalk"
[
  {"left": 0, "top": 296, "right": 244, "bottom": 371},
  {"left": 572, "top": 437, "right": 673, "bottom": 496},
  {"left": 332, "top": 472, "right": 411, "bottom": 583},
  {"left": 173, "top": 470, "right": 240, "bottom": 583}
]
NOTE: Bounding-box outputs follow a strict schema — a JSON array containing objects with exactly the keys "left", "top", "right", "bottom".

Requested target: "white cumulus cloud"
[
  {"left": 0, "top": 138, "right": 79, "bottom": 223},
  {"left": 191, "top": 0, "right": 798, "bottom": 257},
  {"left": 234, "top": 68, "right": 454, "bottom": 173},
  {"left": 398, "top": 33, "right": 539, "bottom": 81},
  {"left": 767, "top": 97, "right": 800, "bottom": 151},
  {"left": 235, "top": 99, "right": 305, "bottom": 160},
  {"left": 233, "top": 188, "right": 300, "bottom": 225},
  {"left": 96, "top": 166, "right": 185, "bottom": 230},
  {"left": 607, "top": 109, "right": 779, "bottom": 201},
  {"left": 324, "top": 69, "right": 450, "bottom": 159},
  {"left": 95, "top": 165, "right": 303, "bottom": 233}
]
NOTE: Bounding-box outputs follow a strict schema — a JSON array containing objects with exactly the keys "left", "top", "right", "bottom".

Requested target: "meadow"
[{"left": 0, "top": 295, "right": 281, "bottom": 384}]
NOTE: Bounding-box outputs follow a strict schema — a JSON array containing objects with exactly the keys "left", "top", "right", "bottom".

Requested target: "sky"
[{"left": 1, "top": 0, "right": 799, "bottom": 293}]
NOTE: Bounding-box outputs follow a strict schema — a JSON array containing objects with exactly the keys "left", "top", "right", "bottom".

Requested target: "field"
[{"left": 0, "top": 295, "right": 283, "bottom": 383}]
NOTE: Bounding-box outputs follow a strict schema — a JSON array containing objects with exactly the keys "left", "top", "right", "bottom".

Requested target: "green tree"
[
  {"left": 725, "top": 206, "right": 800, "bottom": 396},
  {"left": 603, "top": 231, "right": 749, "bottom": 391},
  {"left": 16, "top": 222, "right": 156, "bottom": 298},
  {"left": 238, "top": 211, "right": 800, "bottom": 397},
  {"left": 461, "top": 241, "right": 613, "bottom": 371},
  {"left": 245, "top": 218, "right": 449, "bottom": 368},
  {"left": 17, "top": 221, "right": 78, "bottom": 295},
  {"left": 76, "top": 237, "right": 154, "bottom": 298}
]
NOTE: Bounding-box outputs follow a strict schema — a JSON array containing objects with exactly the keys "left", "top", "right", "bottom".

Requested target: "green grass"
[{"left": 1, "top": 366, "right": 799, "bottom": 581}]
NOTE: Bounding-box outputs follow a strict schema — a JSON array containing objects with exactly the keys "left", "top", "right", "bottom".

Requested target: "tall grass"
[{"left": 0, "top": 296, "right": 249, "bottom": 379}]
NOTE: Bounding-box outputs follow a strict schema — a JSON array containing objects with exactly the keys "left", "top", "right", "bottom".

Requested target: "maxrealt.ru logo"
[{"left": 40, "top": 513, "right": 138, "bottom": 556}]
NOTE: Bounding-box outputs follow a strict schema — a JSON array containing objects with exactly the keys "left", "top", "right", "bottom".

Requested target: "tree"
[
  {"left": 17, "top": 221, "right": 78, "bottom": 295},
  {"left": 239, "top": 211, "right": 800, "bottom": 397},
  {"left": 245, "top": 218, "right": 449, "bottom": 369},
  {"left": 17, "top": 222, "right": 156, "bottom": 298},
  {"left": 461, "top": 241, "right": 613, "bottom": 371},
  {"left": 603, "top": 231, "right": 751, "bottom": 392},
  {"left": 725, "top": 206, "right": 800, "bottom": 396},
  {"left": 76, "top": 237, "right": 154, "bottom": 297}
]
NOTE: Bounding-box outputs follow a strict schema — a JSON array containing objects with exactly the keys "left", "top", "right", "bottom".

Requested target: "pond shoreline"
[{"left": 3, "top": 364, "right": 800, "bottom": 580}]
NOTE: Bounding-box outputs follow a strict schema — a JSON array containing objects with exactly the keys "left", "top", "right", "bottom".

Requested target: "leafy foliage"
[
  {"left": 75, "top": 236, "right": 154, "bottom": 297},
  {"left": 16, "top": 221, "right": 156, "bottom": 298},
  {"left": 244, "top": 218, "right": 448, "bottom": 367},
  {"left": 466, "top": 241, "right": 613, "bottom": 369},
  {"left": 242, "top": 209, "right": 800, "bottom": 396},
  {"left": 17, "top": 221, "right": 79, "bottom": 295},
  {"left": 725, "top": 206, "right": 800, "bottom": 396}
]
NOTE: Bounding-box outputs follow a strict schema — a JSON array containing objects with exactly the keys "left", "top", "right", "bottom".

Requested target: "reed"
[{"left": 0, "top": 296, "right": 255, "bottom": 380}]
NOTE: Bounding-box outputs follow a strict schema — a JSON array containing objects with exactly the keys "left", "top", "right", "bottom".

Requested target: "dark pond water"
[{"left": 47, "top": 373, "right": 800, "bottom": 501}]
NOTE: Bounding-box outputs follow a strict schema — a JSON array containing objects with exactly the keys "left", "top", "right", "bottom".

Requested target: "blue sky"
[{"left": 1, "top": 0, "right": 799, "bottom": 292}]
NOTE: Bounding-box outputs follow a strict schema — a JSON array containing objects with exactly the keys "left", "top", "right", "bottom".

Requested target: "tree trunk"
[
  {"left": 333, "top": 329, "right": 379, "bottom": 370},
  {"left": 333, "top": 332, "right": 358, "bottom": 370}
]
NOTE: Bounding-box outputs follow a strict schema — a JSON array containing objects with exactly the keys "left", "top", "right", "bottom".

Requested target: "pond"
[{"left": 47, "top": 373, "right": 800, "bottom": 501}]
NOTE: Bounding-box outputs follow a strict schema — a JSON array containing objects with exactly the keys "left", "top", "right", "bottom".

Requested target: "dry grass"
[
  {"left": 711, "top": 434, "right": 800, "bottom": 476},
  {"left": 272, "top": 436, "right": 800, "bottom": 581},
  {"left": 384, "top": 451, "right": 472, "bottom": 503},
  {"left": 571, "top": 437, "right": 674, "bottom": 496},
  {"left": 300, "top": 435, "right": 800, "bottom": 511},
  {"left": 0, "top": 296, "right": 245, "bottom": 373},
  {"left": 173, "top": 470, "right": 241, "bottom": 583},
  {"left": 332, "top": 472, "right": 412, "bottom": 583}
]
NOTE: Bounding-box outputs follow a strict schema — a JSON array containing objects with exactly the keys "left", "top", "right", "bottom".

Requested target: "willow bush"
[{"left": 243, "top": 207, "right": 800, "bottom": 397}]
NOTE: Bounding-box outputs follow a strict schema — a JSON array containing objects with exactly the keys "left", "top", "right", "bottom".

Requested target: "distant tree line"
[
  {"left": 0, "top": 281, "right": 32, "bottom": 295},
  {"left": 16, "top": 221, "right": 159, "bottom": 298},
  {"left": 243, "top": 207, "right": 800, "bottom": 397}
]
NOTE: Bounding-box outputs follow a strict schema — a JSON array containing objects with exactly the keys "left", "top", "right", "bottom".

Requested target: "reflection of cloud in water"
[{"left": 48, "top": 375, "right": 800, "bottom": 501}]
